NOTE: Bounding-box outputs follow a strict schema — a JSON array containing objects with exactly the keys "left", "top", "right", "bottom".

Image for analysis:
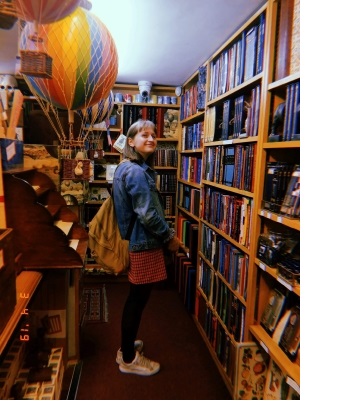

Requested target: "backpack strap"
[{"left": 114, "top": 159, "right": 136, "bottom": 240}]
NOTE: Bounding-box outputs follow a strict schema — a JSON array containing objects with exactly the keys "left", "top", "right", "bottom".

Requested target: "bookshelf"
[
  {"left": 111, "top": 83, "right": 180, "bottom": 227},
  {"left": 248, "top": 0, "right": 300, "bottom": 398},
  {"left": 84, "top": 84, "right": 181, "bottom": 269},
  {"left": 173, "top": 68, "right": 206, "bottom": 310},
  {"left": 176, "top": 0, "right": 300, "bottom": 399}
]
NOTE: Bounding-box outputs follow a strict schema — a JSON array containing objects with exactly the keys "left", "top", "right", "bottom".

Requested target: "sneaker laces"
[{"left": 136, "top": 353, "right": 153, "bottom": 369}]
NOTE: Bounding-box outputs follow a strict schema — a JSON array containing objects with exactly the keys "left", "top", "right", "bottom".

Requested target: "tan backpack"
[{"left": 88, "top": 196, "right": 135, "bottom": 275}]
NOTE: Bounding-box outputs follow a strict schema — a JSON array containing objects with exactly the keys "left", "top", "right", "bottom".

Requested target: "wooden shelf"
[
  {"left": 255, "top": 258, "right": 300, "bottom": 297},
  {"left": 258, "top": 209, "right": 300, "bottom": 231},
  {"left": 0, "top": 271, "right": 42, "bottom": 356}
]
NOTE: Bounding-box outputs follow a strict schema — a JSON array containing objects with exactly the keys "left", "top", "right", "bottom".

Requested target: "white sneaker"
[
  {"left": 116, "top": 339, "right": 144, "bottom": 364},
  {"left": 119, "top": 351, "right": 160, "bottom": 376}
]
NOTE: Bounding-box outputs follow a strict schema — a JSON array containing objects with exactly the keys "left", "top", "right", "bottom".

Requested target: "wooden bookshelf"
[{"left": 176, "top": 0, "right": 300, "bottom": 399}]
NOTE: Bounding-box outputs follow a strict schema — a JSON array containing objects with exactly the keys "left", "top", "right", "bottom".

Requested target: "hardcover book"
[
  {"left": 244, "top": 25, "right": 258, "bottom": 82},
  {"left": 260, "top": 288, "right": 286, "bottom": 334},
  {"left": 279, "top": 164, "right": 300, "bottom": 217},
  {"left": 233, "top": 342, "right": 268, "bottom": 400},
  {"left": 279, "top": 305, "right": 300, "bottom": 360}
]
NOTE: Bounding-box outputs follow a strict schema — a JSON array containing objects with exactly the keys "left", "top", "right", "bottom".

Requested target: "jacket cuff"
[{"left": 163, "top": 228, "right": 175, "bottom": 243}]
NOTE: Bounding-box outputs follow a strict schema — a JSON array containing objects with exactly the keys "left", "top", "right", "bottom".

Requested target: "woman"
[{"left": 112, "top": 119, "right": 181, "bottom": 376}]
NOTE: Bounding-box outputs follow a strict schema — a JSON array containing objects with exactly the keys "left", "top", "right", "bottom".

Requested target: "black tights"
[{"left": 121, "top": 282, "right": 153, "bottom": 363}]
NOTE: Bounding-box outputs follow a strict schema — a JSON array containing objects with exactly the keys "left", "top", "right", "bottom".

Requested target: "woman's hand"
[{"left": 166, "top": 236, "right": 182, "bottom": 253}]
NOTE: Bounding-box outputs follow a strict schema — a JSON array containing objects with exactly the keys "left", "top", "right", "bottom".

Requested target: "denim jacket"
[{"left": 112, "top": 160, "right": 175, "bottom": 252}]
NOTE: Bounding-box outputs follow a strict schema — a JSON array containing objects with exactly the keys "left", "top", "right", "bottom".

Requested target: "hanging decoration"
[
  {"left": 76, "top": 90, "right": 115, "bottom": 159},
  {"left": 19, "top": 6, "right": 119, "bottom": 152},
  {"left": 77, "top": 90, "right": 115, "bottom": 126},
  {"left": 12, "top": 0, "right": 82, "bottom": 24}
]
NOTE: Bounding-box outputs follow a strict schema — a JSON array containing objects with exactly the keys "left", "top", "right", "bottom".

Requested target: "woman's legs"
[{"left": 121, "top": 282, "right": 153, "bottom": 363}]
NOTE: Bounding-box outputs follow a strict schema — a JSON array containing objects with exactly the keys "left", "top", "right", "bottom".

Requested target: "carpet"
[{"left": 81, "top": 284, "right": 108, "bottom": 323}]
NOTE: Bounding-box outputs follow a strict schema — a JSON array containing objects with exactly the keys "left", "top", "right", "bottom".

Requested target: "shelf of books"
[
  {"left": 174, "top": 0, "right": 300, "bottom": 399},
  {"left": 247, "top": 0, "right": 300, "bottom": 400},
  {"left": 185, "top": 2, "right": 269, "bottom": 398},
  {"left": 173, "top": 67, "right": 206, "bottom": 312}
]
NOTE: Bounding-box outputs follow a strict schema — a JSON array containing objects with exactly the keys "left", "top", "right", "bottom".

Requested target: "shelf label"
[
  {"left": 259, "top": 262, "right": 266, "bottom": 271},
  {"left": 277, "top": 276, "right": 293, "bottom": 291},
  {"left": 286, "top": 377, "right": 300, "bottom": 394},
  {"left": 267, "top": 212, "right": 272, "bottom": 219},
  {"left": 277, "top": 216, "right": 283, "bottom": 223},
  {"left": 260, "top": 210, "right": 265, "bottom": 216},
  {"left": 260, "top": 341, "right": 268, "bottom": 354}
]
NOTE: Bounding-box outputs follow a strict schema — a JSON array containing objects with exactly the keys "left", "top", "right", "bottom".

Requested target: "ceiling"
[{"left": 0, "top": 0, "right": 266, "bottom": 87}]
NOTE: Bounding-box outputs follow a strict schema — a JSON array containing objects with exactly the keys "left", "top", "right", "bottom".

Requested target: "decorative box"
[{"left": 0, "top": 138, "right": 23, "bottom": 170}]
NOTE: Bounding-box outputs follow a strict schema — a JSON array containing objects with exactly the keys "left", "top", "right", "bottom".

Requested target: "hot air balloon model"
[
  {"left": 76, "top": 90, "right": 115, "bottom": 159},
  {"left": 19, "top": 6, "right": 119, "bottom": 151},
  {"left": 13, "top": 0, "right": 82, "bottom": 24},
  {"left": 13, "top": 0, "right": 82, "bottom": 77}
]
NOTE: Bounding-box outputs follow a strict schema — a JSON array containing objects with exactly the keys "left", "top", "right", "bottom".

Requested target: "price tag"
[
  {"left": 286, "top": 377, "right": 300, "bottom": 394},
  {"left": 259, "top": 262, "right": 266, "bottom": 271},
  {"left": 260, "top": 210, "right": 265, "bottom": 216},
  {"left": 260, "top": 341, "right": 268, "bottom": 354},
  {"left": 277, "top": 216, "right": 283, "bottom": 223},
  {"left": 267, "top": 212, "right": 272, "bottom": 219},
  {"left": 277, "top": 276, "right": 293, "bottom": 291}
]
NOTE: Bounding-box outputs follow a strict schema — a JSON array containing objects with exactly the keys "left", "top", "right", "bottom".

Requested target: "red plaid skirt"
[{"left": 128, "top": 248, "right": 167, "bottom": 284}]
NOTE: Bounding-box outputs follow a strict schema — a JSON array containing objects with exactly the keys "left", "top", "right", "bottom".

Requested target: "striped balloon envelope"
[
  {"left": 77, "top": 90, "right": 115, "bottom": 125},
  {"left": 20, "top": 6, "right": 118, "bottom": 112},
  {"left": 13, "top": 0, "right": 81, "bottom": 24}
]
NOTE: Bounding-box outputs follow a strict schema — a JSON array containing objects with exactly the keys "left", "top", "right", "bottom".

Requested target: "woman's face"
[{"left": 128, "top": 126, "right": 157, "bottom": 160}]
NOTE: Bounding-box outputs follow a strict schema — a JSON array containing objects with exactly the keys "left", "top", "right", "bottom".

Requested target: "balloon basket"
[
  {"left": 20, "top": 50, "right": 53, "bottom": 79},
  {"left": 0, "top": 0, "right": 17, "bottom": 30}
]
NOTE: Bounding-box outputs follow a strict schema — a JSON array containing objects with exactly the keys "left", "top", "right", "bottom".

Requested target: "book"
[
  {"left": 260, "top": 288, "right": 286, "bottom": 334},
  {"left": 289, "top": 0, "right": 300, "bottom": 75},
  {"left": 221, "top": 99, "right": 232, "bottom": 140},
  {"left": 255, "top": 12, "right": 266, "bottom": 75},
  {"left": 282, "top": 82, "right": 295, "bottom": 141},
  {"left": 279, "top": 164, "right": 300, "bottom": 217},
  {"left": 184, "top": 264, "right": 196, "bottom": 313},
  {"left": 290, "top": 81, "right": 300, "bottom": 139},
  {"left": 243, "top": 25, "right": 258, "bottom": 82},
  {"left": 263, "top": 162, "right": 291, "bottom": 212},
  {"left": 234, "top": 342, "right": 268, "bottom": 400},
  {"left": 279, "top": 305, "right": 300, "bottom": 360},
  {"left": 274, "top": 0, "right": 295, "bottom": 80},
  {"left": 222, "top": 145, "right": 235, "bottom": 187},
  {"left": 263, "top": 359, "right": 286, "bottom": 400}
]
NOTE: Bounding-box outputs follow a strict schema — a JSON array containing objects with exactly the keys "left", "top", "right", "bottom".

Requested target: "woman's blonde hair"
[{"left": 123, "top": 119, "right": 156, "bottom": 166}]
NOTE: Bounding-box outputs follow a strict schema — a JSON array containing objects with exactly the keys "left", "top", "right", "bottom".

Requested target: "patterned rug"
[{"left": 81, "top": 284, "right": 108, "bottom": 323}]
